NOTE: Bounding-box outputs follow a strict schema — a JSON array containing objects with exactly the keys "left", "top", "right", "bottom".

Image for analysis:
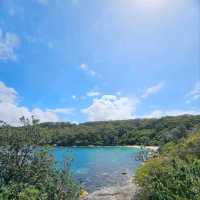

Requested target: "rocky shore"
[{"left": 82, "top": 183, "right": 138, "bottom": 200}]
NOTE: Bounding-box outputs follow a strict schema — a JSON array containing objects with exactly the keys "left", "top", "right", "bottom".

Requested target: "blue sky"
[{"left": 0, "top": 0, "right": 200, "bottom": 125}]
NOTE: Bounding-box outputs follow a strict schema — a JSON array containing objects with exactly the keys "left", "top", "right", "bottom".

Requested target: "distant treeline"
[{"left": 1, "top": 115, "right": 200, "bottom": 146}]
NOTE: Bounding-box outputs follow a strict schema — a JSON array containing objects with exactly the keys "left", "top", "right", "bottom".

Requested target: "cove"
[{"left": 50, "top": 146, "right": 142, "bottom": 192}]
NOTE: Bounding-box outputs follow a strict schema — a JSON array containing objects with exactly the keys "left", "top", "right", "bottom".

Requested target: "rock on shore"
[{"left": 82, "top": 183, "right": 138, "bottom": 200}]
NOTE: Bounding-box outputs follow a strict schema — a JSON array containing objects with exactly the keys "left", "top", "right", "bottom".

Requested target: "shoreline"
[
  {"left": 125, "top": 145, "right": 159, "bottom": 151},
  {"left": 54, "top": 145, "right": 159, "bottom": 151}
]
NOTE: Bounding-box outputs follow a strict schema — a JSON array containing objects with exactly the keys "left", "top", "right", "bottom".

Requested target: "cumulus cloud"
[
  {"left": 0, "top": 28, "right": 20, "bottom": 61},
  {"left": 142, "top": 82, "right": 164, "bottom": 99},
  {"left": 0, "top": 81, "right": 73, "bottom": 126},
  {"left": 186, "top": 81, "right": 200, "bottom": 103},
  {"left": 82, "top": 95, "right": 139, "bottom": 121},
  {"left": 0, "top": 81, "right": 17, "bottom": 103},
  {"left": 80, "top": 63, "right": 96, "bottom": 77},
  {"left": 0, "top": 104, "right": 58, "bottom": 126},
  {"left": 141, "top": 109, "right": 200, "bottom": 119}
]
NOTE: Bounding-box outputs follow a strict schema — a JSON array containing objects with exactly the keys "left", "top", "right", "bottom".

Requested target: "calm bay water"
[{"left": 51, "top": 147, "right": 141, "bottom": 191}]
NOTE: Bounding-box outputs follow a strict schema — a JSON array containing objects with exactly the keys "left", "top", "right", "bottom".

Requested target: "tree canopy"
[{"left": 1, "top": 115, "right": 198, "bottom": 147}]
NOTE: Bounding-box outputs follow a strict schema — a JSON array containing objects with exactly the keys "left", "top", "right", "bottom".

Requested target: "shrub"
[
  {"left": 135, "top": 130, "right": 200, "bottom": 200},
  {"left": 0, "top": 117, "right": 80, "bottom": 200}
]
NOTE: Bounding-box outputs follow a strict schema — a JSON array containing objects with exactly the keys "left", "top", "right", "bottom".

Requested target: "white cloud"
[
  {"left": 82, "top": 95, "right": 139, "bottom": 121},
  {"left": 71, "top": 120, "right": 79, "bottom": 125},
  {"left": 80, "top": 63, "right": 96, "bottom": 77},
  {"left": 0, "top": 81, "right": 17, "bottom": 103},
  {"left": 0, "top": 81, "right": 73, "bottom": 126},
  {"left": 31, "top": 108, "right": 59, "bottom": 122},
  {"left": 141, "top": 109, "right": 200, "bottom": 119},
  {"left": 0, "top": 28, "right": 20, "bottom": 61},
  {"left": 142, "top": 110, "right": 163, "bottom": 118},
  {"left": 86, "top": 91, "right": 101, "bottom": 97},
  {"left": 0, "top": 102, "right": 33, "bottom": 126},
  {"left": 142, "top": 82, "right": 164, "bottom": 99},
  {"left": 186, "top": 81, "right": 200, "bottom": 103}
]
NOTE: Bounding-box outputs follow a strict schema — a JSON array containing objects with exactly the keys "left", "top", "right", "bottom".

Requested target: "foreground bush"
[
  {"left": 135, "top": 129, "right": 200, "bottom": 200},
  {"left": 0, "top": 117, "right": 80, "bottom": 200}
]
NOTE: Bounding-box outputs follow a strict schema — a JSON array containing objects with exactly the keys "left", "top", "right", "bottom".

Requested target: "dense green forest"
[{"left": 1, "top": 115, "right": 199, "bottom": 147}]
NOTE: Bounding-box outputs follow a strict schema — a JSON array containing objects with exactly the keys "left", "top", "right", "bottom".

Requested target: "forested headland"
[{"left": 1, "top": 114, "right": 199, "bottom": 147}]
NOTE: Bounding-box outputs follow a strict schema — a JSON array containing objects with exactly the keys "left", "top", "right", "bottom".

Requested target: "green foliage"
[
  {"left": 135, "top": 130, "right": 200, "bottom": 200},
  {"left": 18, "top": 186, "right": 43, "bottom": 200},
  {"left": 160, "top": 130, "right": 200, "bottom": 160},
  {"left": 43, "top": 115, "right": 200, "bottom": 146},
  {"left": 0, "top": 184, "right": 46, "bottom": 200},
  {"left": 0, "top": 117, "right": 80, "bottom": 200},
  {"left": 0, "top": 115, "right": 200, "bottom": 199},
  {"left": 1, "top": 115, "right": 198, "bottom": 147}
]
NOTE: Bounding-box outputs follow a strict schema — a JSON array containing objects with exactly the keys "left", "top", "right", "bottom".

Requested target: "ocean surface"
[{"left": 51, "top": 147, "right": 142, "bottom": 192}]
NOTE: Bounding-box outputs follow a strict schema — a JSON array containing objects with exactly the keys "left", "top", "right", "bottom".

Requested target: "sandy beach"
[
  {"left": 125, "top": 145, "right": 159, "bottom": 151},
  {"left": 73, "top": 145, "right": 159, "bottom": 151}
]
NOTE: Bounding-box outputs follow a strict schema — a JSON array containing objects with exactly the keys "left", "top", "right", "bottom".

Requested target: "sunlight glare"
[{"left": 135, "top": 0, "right": 167, "bottom": 11}]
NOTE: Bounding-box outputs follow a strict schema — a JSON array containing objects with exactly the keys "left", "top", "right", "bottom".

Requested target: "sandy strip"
[
  {"left": 70, "top": 145, "right": 159, "bottom": 151},
  {"left": 125, "top": 145, "right": 159, "bottom": 151}
]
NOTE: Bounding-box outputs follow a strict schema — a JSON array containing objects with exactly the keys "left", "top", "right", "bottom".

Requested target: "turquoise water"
[{"left": 51, "top": 147, "right": 141, "bottom": 191}]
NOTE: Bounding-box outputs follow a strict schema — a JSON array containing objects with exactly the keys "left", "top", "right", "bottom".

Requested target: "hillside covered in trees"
[
  {"left": 135, "top": 125, "right": 200, "bottom": 200},
  {"left": 1, "top": 115, "right": 200, "bottom": 147}
]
